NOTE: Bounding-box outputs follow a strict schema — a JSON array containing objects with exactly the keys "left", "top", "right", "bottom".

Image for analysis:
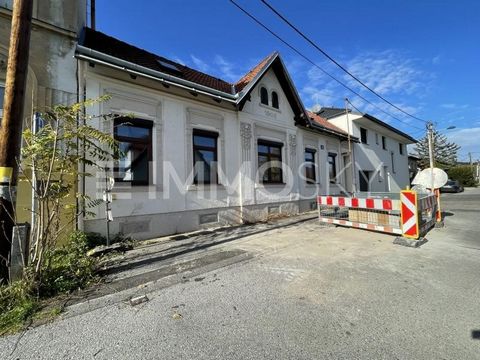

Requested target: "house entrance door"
[{"left": 359, "top": 170, "right": 370, "bottom": 191}]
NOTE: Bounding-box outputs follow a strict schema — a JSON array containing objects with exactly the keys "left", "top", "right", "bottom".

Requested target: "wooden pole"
[{"left": 0, "top": 0, "right": 34, "bottom": 282}]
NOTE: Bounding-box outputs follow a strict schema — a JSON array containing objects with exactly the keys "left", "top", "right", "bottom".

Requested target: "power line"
[
  {"left": 346, "top": 99, "right": 423, "bottom": 136},
  {"left": 260, "top": 0, "right": 428, "bottom": 125},
  {"left": 228, "top": 0, "right": 424, "bottom": 131}
]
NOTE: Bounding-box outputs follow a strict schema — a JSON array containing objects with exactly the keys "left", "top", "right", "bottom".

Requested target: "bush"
[
  {"left": 0, "top": 280, "right": 37, "bottom": 335},
  {"left": 38, "top": 231, "right": 98, "bottom": 297},
  {"left": 0, "top": 231, "right": 100, "bottom": 334},
  {"left": 447, "top": 166, "right": 478, "bottom": 187}
]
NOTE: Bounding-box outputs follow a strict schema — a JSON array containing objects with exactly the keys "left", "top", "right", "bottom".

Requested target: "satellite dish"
[{"left": 412, "top": 168, "right": 448, "bottom": 189}]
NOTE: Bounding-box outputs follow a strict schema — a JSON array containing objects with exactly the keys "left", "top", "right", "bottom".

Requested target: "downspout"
[{"left": 237, "top": 111, "right": 244, "bottom": 224}]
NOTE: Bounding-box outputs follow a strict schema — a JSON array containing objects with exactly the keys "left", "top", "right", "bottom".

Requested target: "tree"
[
  {"left": 16, "top": 96, "right": 119, "bottom": 282},
  {"left": 448, "top": 166, "right": 478, "bottom": 187},
  {"left": 414, "top": 129, "right": 460, "bottom": 169}
]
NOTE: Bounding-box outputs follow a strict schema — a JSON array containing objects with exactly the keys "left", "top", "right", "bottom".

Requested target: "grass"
[
  {"left": 0, "top": 232, "right": 99, "bottom": 336},
  {"left": 0, "top": 231, "right": 135, "bottom": 336}
]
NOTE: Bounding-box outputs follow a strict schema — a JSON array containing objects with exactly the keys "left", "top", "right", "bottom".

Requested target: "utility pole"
[
  {"left": 345, "top": 98, "right": 356, "bottom": 194},
  {"left": 427, "top": 122, "right": 435, "bottom": 192},
  {"left": 0, "top": 0, "right": 34, "bottom": 282},
  {"left": 469, "top": 152, "right": 473, "bottom": 169}
]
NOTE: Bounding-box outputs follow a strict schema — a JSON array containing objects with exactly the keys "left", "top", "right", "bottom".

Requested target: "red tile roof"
[
  {"left": 235, "top": 52, "right": 277, "bottom": 92},
  {"left": 306, "top": 111, "right": 348, "bottom": 135},
  {"left": 81, "top": 28, "right": 276, "bottom": 95},
  {"left": 82, "top": 28, "right": 234, "bottom": 94}
]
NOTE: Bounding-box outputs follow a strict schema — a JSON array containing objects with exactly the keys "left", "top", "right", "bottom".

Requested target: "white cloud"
[
  {"left": 440, "top": 103, "right": 469, "bottom": 110},
  {"left": 190, "top": 54, "right": 210, "bottom": 73},
  {"left": 432, "top": 55, "right": 441, "bottom": 65},
  {"left": 213, "top": 55, "right": 242, "bottom": 82},
  {"left": 446, "top": 127, "right": 480, "bottom": 158},
  {"left": 344, "top": 50, "right": 426, "bottom": 96}
]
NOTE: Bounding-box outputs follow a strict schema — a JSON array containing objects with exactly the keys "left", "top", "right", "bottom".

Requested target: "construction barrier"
[{"left": 318, "top": 190, "right": 437, "bottom": 239}]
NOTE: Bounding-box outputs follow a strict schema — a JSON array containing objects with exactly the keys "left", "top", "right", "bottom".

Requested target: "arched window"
[
  {"left": 260, "top": 87, "right": 268, "bottom": 105},
  {"left": 271, "top": 91, "right": 279, "bottom": 109}
]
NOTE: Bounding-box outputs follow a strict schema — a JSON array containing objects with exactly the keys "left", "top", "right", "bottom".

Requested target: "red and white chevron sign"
[{"left": 400, "top": 190, "right": 419, "bottom": 239}]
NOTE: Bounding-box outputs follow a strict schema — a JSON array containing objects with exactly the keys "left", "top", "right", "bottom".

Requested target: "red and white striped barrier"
[
  {"left": 317, "top": 195, "right": 400, "bottom": 211},
  {"left": 318, "top": 191, "right": 437, "bottom": 239},
  {"left": 319, "top": 217, "right": 402, "bottom": 235}
]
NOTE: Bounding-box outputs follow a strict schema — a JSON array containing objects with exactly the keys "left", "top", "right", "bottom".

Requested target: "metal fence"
[
  {"left": 318, "top": 190, "right": 439, "bottom": 239},
  {"left": 317, "top": 193, "right": 402, "bottom": 235}
]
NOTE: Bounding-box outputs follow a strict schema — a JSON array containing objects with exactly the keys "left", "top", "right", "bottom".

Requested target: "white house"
[
  {"left": 75, "top": 28, "right": 351, "bottom": 239},
  {"left": 317, "top": 107, "right": 416, "bottom": 193}
]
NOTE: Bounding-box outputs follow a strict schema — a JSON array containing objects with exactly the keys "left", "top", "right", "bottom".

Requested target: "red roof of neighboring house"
[{"left": 306, "top": 111, "right": 348, "bottom": 136}]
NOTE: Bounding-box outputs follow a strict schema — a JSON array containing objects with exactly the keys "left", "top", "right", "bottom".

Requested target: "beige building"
[{"left": 0, "top": 0, "right": 87, "bottom": 223}]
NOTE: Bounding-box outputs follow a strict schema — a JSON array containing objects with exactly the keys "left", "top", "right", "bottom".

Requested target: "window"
[
  {"left": 271, "top": 91, "right": 279, "bottom": 109},
  {"left": 114, "top": 118, "right": 153, "bottom": 185},
  {"left": 360, "top": 127, "right": 368, "bottom": 144},
  {"left": 304, "top": 148, "right": 316, "bottom": 184},
  {"left": 399, "top": 143, "right": 404, "bottom": 155},
  {"left": 382, "top": 136, "right": 387, "bottom": 150},
  {"left": 390, "top": 151, "right": 395, "bottom": 173},
  {"left": 375, "top": 133, "right": 379, "bottom": 145},
  {"left": 328, "top": 153, "right": 337, "bottom": 183},
  {"left": 0, "top": 84, "right": 4, "bottom": 118},
  {"left": 193, "top": 129, "right": 218, "bottom": 184},
  {"left": 258, "top": 140, "right": 283, "bottom": 183},
  {"left": 260, "top": 87, "right": 269, "bottom": 106}
]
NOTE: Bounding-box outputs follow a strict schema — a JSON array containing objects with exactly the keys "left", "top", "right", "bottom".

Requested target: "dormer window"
[
  {"left": 271, "top": 91, "right": 279, "bottom": 109},
  {"left": 260, "top": 87, "right": 268, "bottom": 105}
]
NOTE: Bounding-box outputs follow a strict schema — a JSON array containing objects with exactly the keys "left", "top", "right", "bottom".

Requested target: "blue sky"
[{"left": 96, "top": 0, "right": 480, "bottom": 161}]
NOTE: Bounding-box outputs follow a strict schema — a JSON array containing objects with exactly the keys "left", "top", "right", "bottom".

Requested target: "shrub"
[
  {"left": 38, "top": 231, "right": 98, "bottom": 297},
  {"left": 447, "top": 166, "right": 478, "bottom": 187},
  {"left": 0, "top": 231, "right": 100, "bottom": 334},
  {"left": 0, "top": 280, "right": 37, "bottom": 335}
]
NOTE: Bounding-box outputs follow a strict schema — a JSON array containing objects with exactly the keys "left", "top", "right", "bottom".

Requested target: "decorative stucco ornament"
[
  {"left": 289, "top": 134, "right": 297, "bottom": 156},
  {"left": 240, "top": 122, "right": 252, "bottom": 149}
]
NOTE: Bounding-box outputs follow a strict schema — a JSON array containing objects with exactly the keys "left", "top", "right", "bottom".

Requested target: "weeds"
[{"left": 0, "top": 231, "right": 99, "bottom": 335}]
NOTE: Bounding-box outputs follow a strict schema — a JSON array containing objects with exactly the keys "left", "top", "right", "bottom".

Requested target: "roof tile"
[{"left": 307, "top": 111, "right": 348, "bottom": 135}]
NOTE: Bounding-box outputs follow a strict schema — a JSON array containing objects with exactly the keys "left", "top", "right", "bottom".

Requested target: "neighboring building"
[
  {"left": 0, "top": 0, "right": 87, "bottom": 224},
  {"left": 408, "top": 153, "right": 421, "bottom": 184},
  {"left": 317, "top": 107, "right": 416, "bottom": 192},
  {"left": 75, "top": 28, "right": 351, "bottom": 239}
]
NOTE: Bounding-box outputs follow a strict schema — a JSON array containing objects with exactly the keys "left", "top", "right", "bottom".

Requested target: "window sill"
[
  {"left": 113, "top": 184, "right": 158, "bottom": 192},
  {"left": 187, "top": 184, "right": 225, "bottom": 191},
  {"left": 259, "top": 103, "right": 281, "bottom": 113},
  {"left": 256, "top": 182, "right": 286, "bottom": 188}
]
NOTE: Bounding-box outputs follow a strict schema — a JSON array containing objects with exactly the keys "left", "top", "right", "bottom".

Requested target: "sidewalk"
[{"left": 63, "top": 212, "right": 319, "bottom": 317}]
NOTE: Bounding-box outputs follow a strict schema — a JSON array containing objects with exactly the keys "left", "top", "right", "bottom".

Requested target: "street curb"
[{"left": 62, "top": 250, "right": 253, "bottom": 320}]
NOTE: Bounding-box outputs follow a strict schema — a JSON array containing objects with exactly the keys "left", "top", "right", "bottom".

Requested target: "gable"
[
  {"left": 237, "top": 56, "right": 307, "bottom": 125},
  {"left": 240, "top": 68, "right": 296, "bottom": 125}
]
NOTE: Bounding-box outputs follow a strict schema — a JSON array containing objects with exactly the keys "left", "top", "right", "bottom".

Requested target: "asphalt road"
[
  {"left": 1, "top": 189, "right": 479, "bottom": 359},
  {"left": 438, "top": 187, "right": 480, "bottom": 250}
]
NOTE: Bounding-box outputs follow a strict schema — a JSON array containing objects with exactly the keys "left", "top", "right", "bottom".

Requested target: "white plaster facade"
[
  {"left": 79, "top": 62, "right": 348, "bottom": 239},
  {"left": 326, "top": 112, "right": 415, "bottom": 193}
]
